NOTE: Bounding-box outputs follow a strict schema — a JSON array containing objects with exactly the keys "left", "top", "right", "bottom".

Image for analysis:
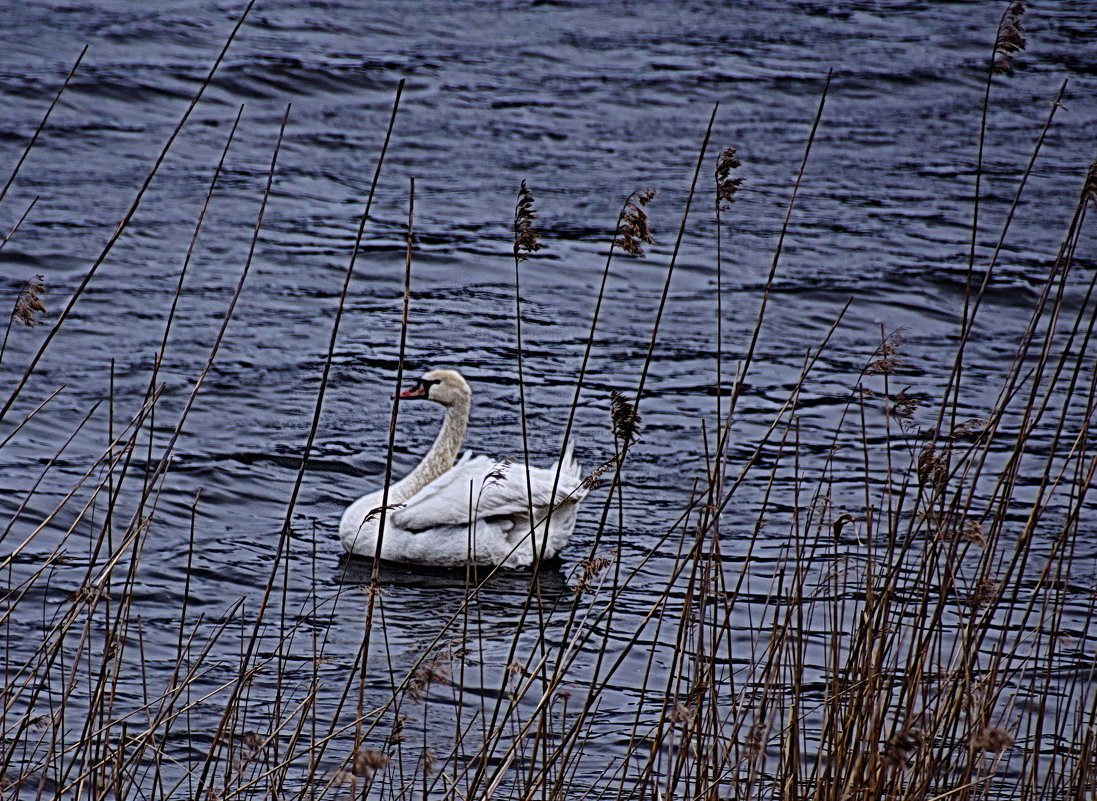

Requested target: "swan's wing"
[
  {"left": 391, "top": 452, "right": 583, "bottom": 533},
  {"left": 389, "top": 455, "right": 497, "bottom": 533}
]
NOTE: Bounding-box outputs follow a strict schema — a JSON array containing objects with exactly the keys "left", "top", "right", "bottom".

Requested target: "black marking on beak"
[{"left": 398, "top": 378, "right": 439, "bottom": 400}]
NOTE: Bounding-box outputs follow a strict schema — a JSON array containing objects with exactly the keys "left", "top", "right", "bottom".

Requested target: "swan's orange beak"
[{"left": 399, "top": 380, "right": 427, "bottom": 399}]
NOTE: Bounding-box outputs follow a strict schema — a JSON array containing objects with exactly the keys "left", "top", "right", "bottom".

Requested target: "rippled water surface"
[{"left": 2, "top": 1, "right": 1096, "bottom": 798}]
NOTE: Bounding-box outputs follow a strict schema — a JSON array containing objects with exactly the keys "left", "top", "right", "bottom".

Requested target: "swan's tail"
[{"left": 552, "top": 439, "right": 587, "bottom": 503}]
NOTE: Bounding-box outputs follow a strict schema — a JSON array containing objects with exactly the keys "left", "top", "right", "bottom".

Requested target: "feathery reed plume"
[
  {"left": 949, "top": 417, "right": 989, "bottom": 439},
  {"left": 972, "top": 726, "right": 1014, "bottom": 753},
  {"left": 484, "top": 457, "right": 512, "bottom": 488},
  {"left": 866, "top": 356, "right": 901, "bottom": 375},
  {"left": 923, "top": 512, "right": 987, "bottom": 546},
  {"left": 917, "top": 428, "right": 949, "bottom": 490},
  {"left": 385, "top": 716, "right": 406, "bottom": 747},
  {"left": 968, "top": 578, "right": 1001, "bottom": 609},
  {"left": 365, "top": 502, "right": 405, "bottom": 522},
  {"left": 1085, "top": 158, "right": 1097, "bottom": 210},
  {"left": 574, "top": 551, "right": 615, "bottom": 594},
  {"left": 351, "top": 748, "right": 390, "bottom": 778},
  {"left": 714, "top": 147, "right": 744, "bottom": 209},
  {"left": 616, "top": 189, "right": 656, "bottom": 256},
  {"left": 513, "top": 180, "right": 543, "bottom": 262},
  {"left": 882, "top": 727, "right": 925, "bottom": 768},
  {"left": 669, "top": 702, "right": 695, "bottom": 728},
  {"left": 407, "top": 653, "right": 452, "bottom": 702},
  {"left": 12, "top": 274, "right": 46, "bottom": 326},
  {"left": 580, "top": 456, "right": 618, "bottom": 490},
  {"left": 610, "top": 391, "right": 642, "bottom": 448},
  {"left": 743, "top": 719, "right": 768, "bottom": 759},
  {"left": 421, "top": 748, "right": 437, "bottom": 778},
  {"left": 992, "top": 1, "right": 1026, "bottom": 75},
  {"left": 960, "top": 518, "right": 987, "bottom": 546},
  {"left": 867, "top": 327, "right": 905, "bottom": 374},
  {"left": 889, "top": 386, "right": 919, "bottom": 422}
]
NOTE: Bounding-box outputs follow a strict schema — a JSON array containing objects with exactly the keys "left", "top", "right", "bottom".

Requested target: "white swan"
[{"left": 339, "top": 369, "right": 587, "bottom": 568}]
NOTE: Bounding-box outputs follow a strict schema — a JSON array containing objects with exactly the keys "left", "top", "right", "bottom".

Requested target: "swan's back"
[{"left": 341, "top": 443, "right": 586, "bottom": 568}]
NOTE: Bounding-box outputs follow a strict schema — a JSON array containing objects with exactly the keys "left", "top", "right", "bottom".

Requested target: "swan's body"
[{"left": 339, "top": 369, "right": 586, "bottom": 569}]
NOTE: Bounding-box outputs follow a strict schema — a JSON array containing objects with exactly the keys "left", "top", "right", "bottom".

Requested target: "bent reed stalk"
[{"left": 1, "top": 7, "right": 1096, "bottom": 801}]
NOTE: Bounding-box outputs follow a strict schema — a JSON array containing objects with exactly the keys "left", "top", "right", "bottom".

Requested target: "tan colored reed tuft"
[
  {"left": 715, "top": 147, "right": 744, "bottom": 209},
  {"left": 513, "top": 179, "right": 543, "bottom": 261},
  {"left": 992, "top": 1, "right": 1026, "bottom": 75},
  {"left": 616, "top": 189, "right": 656, "bottom": 256},
  {"left": 610, "top": 390, "right": 642, "bottom": 448},
  {"left": 12, "top": 273, "right": 46, "bottom": 326}
]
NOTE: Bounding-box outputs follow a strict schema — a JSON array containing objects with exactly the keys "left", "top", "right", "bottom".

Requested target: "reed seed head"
[
  {"left": 484, "top": 457, "right": 512, "bottom": 488},
  {"left": 869, "top": 328, "right": 906, "bottom": 374},
  {"left": 616, "top": 189, "right": 656, "bottom": 257},
  {"left": 961, "top": 518, "right": 987, "bottom": 545},
  {"left": 950, "top": 417, "right": 989, "bottom": 439},
  {"left": 574, "top": 551, "right": 615, "bottom": 593},
  {"left": 924, "top": 512, "right": 986, "bottom": 546},
  {"left": 12, "top": 274, "right": 46, "bottom": 326},
  {"left": 715, "top": 147, "right": 744, "bottom": 210},
  {"left": 882, "top": 727, "right": 925, "bottom": 768},
  {"left": 610, "top": 391, "right": 642, "bottom": 448},
  {"left": 581, "top": 456, "right": 617, "bottom": 490},
  {"left": 881, "top": 386, "right": 917, "bottom": 419},
  {"left": 669, "top": 702, "right": 695, "bottom": 727},
  {"left": 1085, "top": 158, "right": 1097, "bottom": 211},
  {"left": 421, "top": 748, "right": 436, "bottom": 778},
  {"left": 992, "top": 1, "right": 1026, "bottom": 75},
  {"left": 408, "top": 656, "right": 451, "bottom": 701},
  {"left": 386, "top": 715, "right": 406, "bottom": 746},
  {"left": 513, "top": 180, "right": 543, "bottom": 262},
  {"left": 968, "top": 578, "right": 1001, "bottom": 609},
  {"left": 365, "top": 502, "right": 405, "bottom": 522},
  {"left": 917, "top": 432, "right": 949, "bottom": 490},
  {"left": 972, "top": 725, "right": 1013, "bottom": 753},
  {"left": 351, "top": 748, "right": 390, "bottom": 778},
  {"left": 743, "top": 719, "right": 768, "bottom": 758},
  {"left": 867, "top": 356, "right": 901, "bottom": 375}
]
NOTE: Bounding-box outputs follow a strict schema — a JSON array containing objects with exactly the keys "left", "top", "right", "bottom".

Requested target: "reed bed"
[{"left": 2, "top": 3, "right": 1096, "bottom": 800}]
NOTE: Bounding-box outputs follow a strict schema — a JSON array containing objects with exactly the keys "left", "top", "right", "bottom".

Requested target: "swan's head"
[{"left": 399, "top": 369, "right": 470, "bottom": 407}]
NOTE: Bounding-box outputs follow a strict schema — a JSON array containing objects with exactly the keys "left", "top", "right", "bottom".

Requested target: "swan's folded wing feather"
[
  {"left": 390, "top": 457, "right": 576, "bottom": 533},
  {"left": 389, "top": 456, "right": 496, "bottom": 532}
]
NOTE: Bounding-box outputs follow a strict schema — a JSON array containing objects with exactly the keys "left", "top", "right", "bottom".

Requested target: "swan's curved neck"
[{"left": 392, "top": 397, "right": 469, "bottom": 503}]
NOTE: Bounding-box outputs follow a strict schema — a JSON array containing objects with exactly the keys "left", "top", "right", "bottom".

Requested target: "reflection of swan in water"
[
  {"left": 339, "top": 369, "right": 587, "bottom": 568},
  {"left": 334, "top": 552, "right": 571, "bottom": 598},
  {"left": 331, "top": 553, "right": 572, "bottom": 657}
]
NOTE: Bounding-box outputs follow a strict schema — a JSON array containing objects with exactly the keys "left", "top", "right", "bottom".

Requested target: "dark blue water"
[{"left": 1, "top": 1, "right": 1096, "bottom": 798}]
